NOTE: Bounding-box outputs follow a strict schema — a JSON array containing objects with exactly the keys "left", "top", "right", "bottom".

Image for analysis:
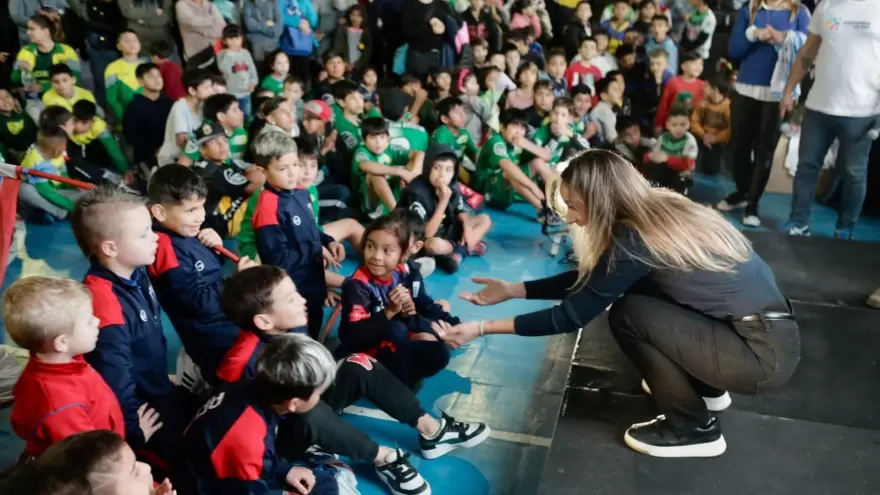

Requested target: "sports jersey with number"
[{"left": 431, "top": 125, "right": 478, "bottom": 161}]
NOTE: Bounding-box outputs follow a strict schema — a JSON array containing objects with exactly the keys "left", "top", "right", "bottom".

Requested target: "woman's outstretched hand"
[
  {"left": 437, "top": 321, "right": 481, "bottom": 349},
  {"left": 459, "top": 277, "right": 513, "bottom": 306}
]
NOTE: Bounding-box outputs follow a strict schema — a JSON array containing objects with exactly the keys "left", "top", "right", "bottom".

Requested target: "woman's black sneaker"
[{"left": 624, "top": 415, "right": 726, "bottom": 458}]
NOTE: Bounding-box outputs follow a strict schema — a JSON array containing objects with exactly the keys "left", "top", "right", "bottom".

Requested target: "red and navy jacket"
[
  {"left": 179, "top": 380, "right": 336, "bottom": 495},
  {"left": 253, "top": 184, "right": 334, "bottom": 300},
  {"left": 338, "top": 264, "right": 460, "bottom": 352},
  {"left": 83, "top": 261, "right": 174, "bottom": 447},
  {"left": 148, "top": 223, "right": 240, "bottom": 382},
  {"left": 10, "top": 356, "right": 125, "bottom": 458},
  {"left": 215, "top": 329, "right": 275, "bottom": 385}
]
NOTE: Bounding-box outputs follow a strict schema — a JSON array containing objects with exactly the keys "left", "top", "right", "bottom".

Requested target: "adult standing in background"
[
  {"left": 440, "top": 150, "right": 801, "bottom": 459},
  {"left": 9, "top": 0, "right": 68, "bottom": 46},
  {"left": 175, "top": 0, "right": 225, "bottom": 66},
  {"left": 718, "top": 0, "right": 809, "bottom": 228},
  {"left": 117, "top": 0, "right": 172, "bottom": 56},
  {"left": 242, "top": 0, "right": 284, "bottom": 64},
  {"left": 780, "top": 0, "right": 880, "bottom": 239},
  {"left": 401, "top": 0, "right": 452, "bottom": 78}
]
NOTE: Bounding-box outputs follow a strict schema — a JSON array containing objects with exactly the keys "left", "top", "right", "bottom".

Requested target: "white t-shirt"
[
  {"left": 156, "top": 99, "right": 202, "bottom": 165},
  {"left": 805, "top": 0, "right": 880, "bottom": 117},
  {"left": 684, "top": 9, "right": 717, "bottom": 60}
]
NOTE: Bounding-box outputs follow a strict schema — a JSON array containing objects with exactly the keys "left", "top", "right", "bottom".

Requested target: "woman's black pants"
[
  {"left": 729, "top": 92, "right": 782, "bottom": 215},
  {"left": 607, "top": 292, "right": 801, "bottom": 431}
]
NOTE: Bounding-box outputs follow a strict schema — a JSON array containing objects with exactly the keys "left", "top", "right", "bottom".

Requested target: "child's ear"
[
  {"left": 413, "top": 240, "right": 425, "bottom": 254},
  {"left": 98, "top": 239, "right": 119, "bottom": 260},
  {"left": 50, "top": 333, "right": 69, "bottom": 353},
  {"left": 149, "top": 203, "right": 167, "bottom": 222},
  {"left": 253, "top": 313, "right": 274, "bottom": 332}
]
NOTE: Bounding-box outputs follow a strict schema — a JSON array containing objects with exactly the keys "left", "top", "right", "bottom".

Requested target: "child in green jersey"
[
  {"left": 431, "top": 97, "right": 479, "bottom": 183},
  {"left": 259, "top": 49, "right": 290, "bottom": 96},
  {"left": 180, "top": 93, "right": 250, "bottom": 166},
  {"left": 351, "top": 118, "right": 425, "bottom": 218},
  {"left": 525, "top": 98, "right": 590, "bottom": 174}
]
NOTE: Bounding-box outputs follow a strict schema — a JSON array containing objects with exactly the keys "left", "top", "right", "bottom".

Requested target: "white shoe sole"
[
  {"left": 716, "top": 200, "right": 747, "bottom": 212},
  {"left": 641, "top": 380, "right": 732, "bottom": 412},
  {"left": 421, "top": 425, "right": 492, "bottom": 460},
  {"left": 624, "top": 429, "right": 727, "bottom": 458},
  {"left": 377, "top": 473, "right": 432, "bottom": 495},
  {"left": 742, "top": 215, "right": 761, "bottom": 227}
]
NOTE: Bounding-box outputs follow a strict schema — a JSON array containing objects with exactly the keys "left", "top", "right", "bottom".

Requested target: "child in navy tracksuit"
[
  {"left": 250, "top": 131, "right": 346, "bottom": 339},
  {"left": 179, "top": 335, "right": 339, "bottom": 495},
  {"left": 339, "top": 215, "right": 458, "bottom": 389},
  {"left": 211, "top": 266, "right": 489, "bottom": 495},
  {"left": 72, "top": 186, "right": 198, "bottom": 473},
  {"left": 146, "top": 165, "right": 257, "bottom": 389}
]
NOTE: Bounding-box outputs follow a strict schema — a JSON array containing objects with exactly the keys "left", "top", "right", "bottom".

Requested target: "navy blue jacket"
[
  {"left": 215, "top": 329, "right": 273, "bottom": 385},
  {"left": 339, "top": 264, "right": 459, "bottom": 352},
  {"left": 179, "top": 380, "right": 338, "bottom": 495},
  {"left": 148, "top": 223, "right": 241, "bottom": 382},
  {"left": 84, "top": 262, "right": 174, "bottom": 447},
  {"left": 253, "top": 185, "right": 334, "bottom": 300}
]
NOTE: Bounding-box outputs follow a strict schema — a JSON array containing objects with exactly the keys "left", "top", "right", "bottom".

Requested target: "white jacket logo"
[
  {"left": 293, "top": 215, "right": 302, "bottom": 226},
  {"left": 194, "top": 261, "right": 205, "bottom": 272},
  {"left": 139, "top": 310, "right": 148, "bottom": 322}
]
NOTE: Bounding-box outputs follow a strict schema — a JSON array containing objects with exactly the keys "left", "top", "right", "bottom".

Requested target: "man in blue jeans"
[{"left": 779, "top": 0, "right": 880, "bottom": 240}]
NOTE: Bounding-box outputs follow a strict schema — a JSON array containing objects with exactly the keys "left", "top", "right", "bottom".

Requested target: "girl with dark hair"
[
  {"left": 332, "top": 4, "right": 373, "bottom": 73},
  {"left": 441, "top": 149, "right": 800, "bottom": 459}
]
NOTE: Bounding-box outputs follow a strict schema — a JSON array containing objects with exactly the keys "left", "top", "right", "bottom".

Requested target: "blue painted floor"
[{"left": 1, "top": 174, "right": 879, "bottom": 494}]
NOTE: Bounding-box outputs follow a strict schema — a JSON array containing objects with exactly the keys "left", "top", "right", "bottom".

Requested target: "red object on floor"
[{"left": 0, "top": 177, "right": 21, "bottom": 285}]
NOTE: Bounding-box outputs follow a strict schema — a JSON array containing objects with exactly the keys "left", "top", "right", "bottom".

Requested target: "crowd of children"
[{"left": 0, "top": 0, "right": 738, "bottom": 492}]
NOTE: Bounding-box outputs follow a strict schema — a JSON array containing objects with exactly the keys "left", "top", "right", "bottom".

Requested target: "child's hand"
[
  {"left": 436, "top": 182, "right": 453, "bottom": 203},
  {"left": 703, "top": 133, "right": 716, "bottom": 147},
  {"left": 585, "top": 122, "right": 600, "bottom": 138},
  {"left": 325, "top": 289, "right": 341, "bottom": 307},
  {"left": 237, "top": 255, "right": 258, "bottom": 271},
  {"left": 151, "top": 478, "right": 176, "bottom": 495},
  {"left": 386, "top": 286, "right": 409, "bottom": 317},
  {"left": 245, "top": 165, "right": 266, "bottom": 186},
  {"left": 286, "top": 466, "right": 316, "bottom": 494},
  {"left": 430, "top": 320, "right": 452, "bottom": 339},
  {"left": 399, "top": 168, "right": 419, "bottom": 185},
  {"left": 299, "top": 19, "right": 312, "bottom": 35},
  {"left": 401, "top": 296, "right": 417, "bottom": 316},
  {"left": 321, "top": 130, "right": 337, "bottom": 155},
  {"left": 197, "top": 228, "right": 223, "bottom": 249},
  {"left": 18, "top": 60, "right": 32, "bottom": 72},
  {"left": 322, "top": 246, "right": 341, "bottom": 269},
  {"left": 755, "top": 27, "right": 770, "bottom": 42},
  {"left": 649, "top": 151, "right": 668, "bottom": 163},
  {"left": 248, "top": 83, "right": 256, "bottom": 92},
  {"left": 137, "top": 403, "right": 163, "bottom": 443},
  {"left": 329, "top": 241, "right": 346, "bottom": 263},
  {"left": 461, "top": 228, "right": 479, "bottom": 251},
  {"left": 0, "top": 52, "right": 9, "bottom": 63}
]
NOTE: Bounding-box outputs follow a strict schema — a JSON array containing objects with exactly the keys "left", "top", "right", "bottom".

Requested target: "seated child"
[
  {"left": 333, "top": 80, "right": 382, "bottom": 156},
  {"left": 600, "top": 0, "right": 632, "bottom": 54},
  {"left": 689, "top": 74, "right": 731, "bottom": 175},
  {"left": 71, "top": 186, "right": 199, "bottom": 468},
  {"left": 340, "top": 216, "right": 458, "bottom": 388},
  {"left": 211, "top": 268, "right": 488, "bottom": 493},
  {"left": 39, "top": 106, "right": 123, "bottom": 189},
  {"left": 282, "top": 75, "right": 306, "bottom": 123},
  {"left": 526, "top": 97, "right": 591, "bottom": 173},
  {"left": 0, "top": 89, "right": 38, "bottom": 163},
  {"left": 4, "top": 277, "right": 155, "bottom": 458},
  {"left": 607, "top": 116, "right": 652, "bottom": 166},
  {"left": 398, "top": 146, "right": 492, "bottom": 273},
  {"left": 104, "top": 30, "right": 150, "bottom": 123},
  {"left": 545, "top": 49, "right": 569, "bottom": 98},
  {"left": 431, "top": 97, "right": 480, "bottom": 179},
  {"left": 351, "top": 117, "right": 425, "bottom": 218},
  {"left": 217, "top": 25, "right": 259, "bottom": 118},
  {"left": 70, "top": 100, "right": 128, "bottom": 175},
  {"left": 123, "top": 63, "right": 173, "bottom": 168},
  {"left": 643, "top": 104, "right": 698, "bottom": 193},
  {"left": 250, "top": 131, "right": 344, "bottom": 339},
  {"left": 528, "top": 79, "right": 556, "bottom": 131},
  {"left": 42, "top": 64, "right": 97, "bottom": 112},
  {"left": 0, "top": 430, "right": 172, "bottom": 494},
  {"left": 358, "top": 66, "right": 380, "bottom": 112},
  {"left": 19, "top": 126, "right": 82, "bottom": 223},
  {"left": 190, "top": 122, "right": 263, "bottom": 238},
  {"left": 655, "top": 51, "right": 705, "bottom": 132},
  {"left": 149, "top": 40, "right": 185, "bottom": 101},
  {"left": 591, "top": 77, "right": 622, "bottom": 143},
  {"left": 147, "top": 165, "right": 256, "bottom": 388},
  {"left": 258, "top": 49, "right": 290, "bottom": 96},
  {"left": 645, "top": 14, "right": 678, "bottom": 73},
  {"left": 565, "top": 37, "right": 603, "bottom": 92},
  {"left": 571, "top": 84, "right": 602, "bottom": 145},
  {"left": 181, "top": 93, "right": 250, "bottom": 165},
  {"left": 474, "top": 109, "right": 558, "bottom": 223},
  {"left": 591, "top": 32, "right": 619, "bottom": 76},
  {"left": 313, "top": 50, "right": 349, "bottom": 104}
]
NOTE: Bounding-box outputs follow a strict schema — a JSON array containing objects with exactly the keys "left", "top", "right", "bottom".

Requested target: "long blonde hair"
[
  {"left": 551, "top": 150, "right": 752, "bottom": 289},
  {"left": 749, "top": 0, "right": 800, "bottom": 24}
]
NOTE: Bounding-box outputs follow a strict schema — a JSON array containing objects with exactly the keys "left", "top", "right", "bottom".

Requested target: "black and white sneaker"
[
  {"left": 420, "top": 413, "right": 491, "bottom": 460},
  {"left": 375, "top": 448, "right": 430, "bottom": 495},
  {"left": 716, "top": 193, "right": 747, "bottom": 212},
  {"left": 624, "top": 415, "right": 726, "bottom": 458},
  {"left": 641, "top": 380, "right": 732, "bottom": 411}
]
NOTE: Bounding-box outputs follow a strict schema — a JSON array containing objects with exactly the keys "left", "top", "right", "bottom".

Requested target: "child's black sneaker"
[
  {"left": 420, "top": 413, "right": 491, "bottom": 460},
  {"left": 375, "top": 448, "right": 430, "bottom": 495},
  {"left": 624, "top": 415, "right": 726, "bottom": 458}
]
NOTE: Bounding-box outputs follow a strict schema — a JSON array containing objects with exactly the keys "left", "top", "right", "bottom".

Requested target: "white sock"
[
  {"left": 383, "top": 449, "right": 399, "bottom": 464},
  {"left": 423, "top": 418, "right": 446, "bottom": 440}
]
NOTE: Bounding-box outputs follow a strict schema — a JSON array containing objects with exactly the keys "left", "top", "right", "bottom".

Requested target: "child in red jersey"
[{"left": 3, "top": 276, "right": 160, "bottom": 458}]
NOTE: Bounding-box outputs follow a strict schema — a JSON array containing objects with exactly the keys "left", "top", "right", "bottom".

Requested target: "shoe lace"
[{"left": 385, "top": 452, "right": 418, "bottom": 481}]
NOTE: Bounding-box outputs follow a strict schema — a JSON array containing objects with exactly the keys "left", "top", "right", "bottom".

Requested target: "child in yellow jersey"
[
  {"left": 70, "top": 100, "right": 129, "bottom": 176},
  {"left": 18, "top": 127, "right": 84, "bottom": 223},
  {"left": 104, "top": 31, "right": 149, "bottom": 124},
  {"left": 41, "top": 64, "right": 97, "bottom": 112}
]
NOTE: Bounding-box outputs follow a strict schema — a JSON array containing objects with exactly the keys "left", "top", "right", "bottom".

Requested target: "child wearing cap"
[{"left": 180, "top": 93, "right": 251, "bottom": 165}]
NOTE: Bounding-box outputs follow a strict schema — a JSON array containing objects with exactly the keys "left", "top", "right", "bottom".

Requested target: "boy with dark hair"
[
  {"left": 18, "top": 126, "right": 80, "bottom": 222},
  {"left": 70, "top": 100, "right": 128, "bottom": 174},
  {"left": 332, "top": 79, "right": 382, "bottom": 154},
  {"left": 147, "top": 164, "right": 256, "bottom": 390},
  {"left": 679, "top": 0, "right": 716, "bottom": 61},
  {"left": 105, "top": 30, "right": 149, "bottom": 123},
  {"left": 398, "top": 145, "right": 492, "bottom": 273},
  {"left": 527, "top": 97, "right": 591, "bottom": 171},
  {"left": 474, "top": 109, "right": 556, "bottom": 223},
  {"left": 217, "top": 24, "right": 258, "bottom": 118},
  {"left": 124, "top": 63, "right": 173, "bottom": 167},
  {"left": 42, "top": 64, "right": 97, "bottom": 112},
  {"left": 250, "top": 132, "right": 344, "bottom": 339},
  {"left": 644, "top": 104, "right": 698, "bottom": 193},
  {"left": 180, "top": 93, "right": 250, "bottom": 165},
  {"left": 507, "top": 27, "right": 544, "bottom": 70},
  {"left": 431, "top": 97, "right": 479, "bottom": 175},
  {"left": 545, "top": 49, "right": 569, "bottom": 98},
  {"left": 690, "top": 74, "right": 731, "bottom": 176},
  {"left": 571, "top": 84, "right": 602, "bottom": 145},
  {"left": 209, "top": 268, "right": 489, "bottom": 494},
  {"left": 607, "top": 115, "right": 651, "bottom": 165},
  {"left": 591, "top": 77, "right": 623, "bottom": 143},
  {"left": 352, "top": 117, "right": 425, "bottom": 218},
  {"left": 529, "top": 80, "right": 555, "bottom": 130},
  {"left": 157, "top": 68, "right": 215, "bottom": 165},
  {"left": 645, "top": 14, "right": 678, "bottom": 73},
  {"left": 655, "top": 51, "right": 705, "bottom": 130},
  {"left": 282, "top": 75, "right": 306, "bottom": 122},
  {"left": 71, "top": 186, "right": 198, "bottom": 470},
  {"left": 314, "top": 50, "right": 350, "bottom": 103},
  {"left": 565, "top": 37, "right": 603, "bottom": 92},
  {"left": 149, "top": 40, "right": 185, "bottom": 101}
]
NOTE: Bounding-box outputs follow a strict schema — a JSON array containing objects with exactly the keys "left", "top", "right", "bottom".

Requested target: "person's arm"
[
  {"left": 247, "top": 52, "right": 259, "bottom": 89},
  {"left": 37, "top": 403, "right": 102, "bottom": 446},
  {"left": 783, "top": 34, "right": 821, "bottom": 97},
  {"left": 411, "top": 271, "right": 460, "bottom": 325},
  {"left": 727, "top": 7, "right": 754, "bottom": 62},
  {"left": 97, "top": 125, "right": 129, "bottom": 172},
  {"left": 149, "top": 245, "right": 225, "bottom": 319},
  {"left": 176, "top": 1, "right": 221, "bottom": 36},
  {"left": 654, "top": 80, "right": 676, "bottom": 129},
  {"left": 105, "top": 74, "right": 125, "bottom": 123},
  {"left": 34, "top": 181, "right": 76, "bottom": 211},
  {"left": 253, "top": 200, "right": 321, "bottom": 275},
  {"left": 690, "top": 105, "right": 705, "bottom": 139},
  {"left": 517, "top": 136, "right": 551, "bottom": 161},
  {"left": 243, "top": 3, "right": 272, "bottom": 37},
  {"left": 9, "top": 0, "right": 32, "bottom": 30},
  {"left": 339, "top": 279, "right": 394, "bottom": 350}
]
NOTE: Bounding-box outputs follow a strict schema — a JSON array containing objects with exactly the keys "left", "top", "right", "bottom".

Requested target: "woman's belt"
[{"left": 735, "top": 297, "right": 796, "bottom": 323}]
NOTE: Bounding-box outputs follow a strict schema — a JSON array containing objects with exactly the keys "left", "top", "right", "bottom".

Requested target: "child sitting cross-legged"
[
  {"left": 41, "top": 64, "right": 97, "bottom": 113},
  {"left": 643, "top": 104, "right": 699, "bottom": 194},
  {"left": 352, "top": 117, "right": 426, "bottom": 219},
  {"left": 210, "top": 269, "right": 489, "bottom": 495},
  {"left": 146, "top": 164, "right": 257, "bottom": 391},
  {"left": 71, "top": 186, "right": 200, "bottom": 472},
  {"left": 70, "top": 100, "right": 129, "bottom": 176},
  {"left": 250, "top": 131, "right": 345, "bottom": 339},
  {"left": 4, "top": 277, "right": 160, "bottom": 459},
  {"left": 398, "top": 146, "right": 492, "bottom": 273},
  {"left": 339, "top": 215, "right": 460, "bottom": 389},
  {"left": 526, "top": 97, "right": 591, "bottom": 175},
  {"left": 19, "top": 126, "right": 82, "bottom": 223}
]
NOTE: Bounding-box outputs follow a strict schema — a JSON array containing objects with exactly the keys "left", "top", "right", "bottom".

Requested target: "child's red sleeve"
[{"left": 655, "top": 78, "right": 677, "bottom": 129}]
